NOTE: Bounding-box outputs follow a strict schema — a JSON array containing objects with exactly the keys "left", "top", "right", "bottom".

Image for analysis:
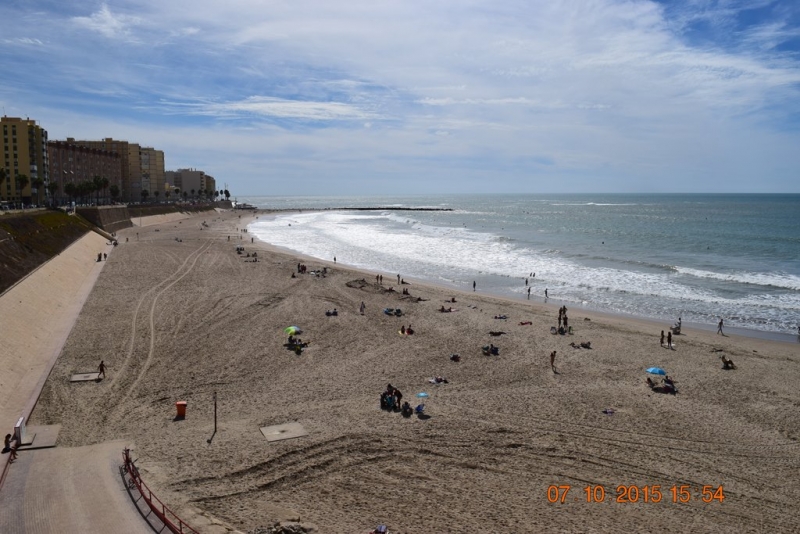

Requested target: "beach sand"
[{"left": 29, "top": 210, "right": 800, "bottom": 533}]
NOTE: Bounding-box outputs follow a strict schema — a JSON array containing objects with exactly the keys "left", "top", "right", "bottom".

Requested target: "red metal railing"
[{"left": 122, "top": 448, "right": 200, "bottom": 534}]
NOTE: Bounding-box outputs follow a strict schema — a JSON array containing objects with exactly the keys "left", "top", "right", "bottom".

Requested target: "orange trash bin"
[{"left": 176, "top": 401, "right": 187, "bottom": 418}]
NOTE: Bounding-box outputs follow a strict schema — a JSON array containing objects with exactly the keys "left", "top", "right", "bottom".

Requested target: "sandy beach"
[{"left": 29, "top": 210, "right": 800, "bottom": 533}]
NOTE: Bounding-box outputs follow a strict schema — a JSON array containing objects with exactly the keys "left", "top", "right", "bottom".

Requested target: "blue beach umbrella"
[{"left": 646, "top": 367, "right": 667, "bottom": 375}]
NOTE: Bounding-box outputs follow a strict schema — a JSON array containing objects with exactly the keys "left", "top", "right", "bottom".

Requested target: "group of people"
[
  {"left": 557, "top": 306, "right": 569, "bottom": 330},
  {"left": 325, "top": 308, "right": 338, "bottom": 316},
  {"left": 380, "top": 384, "right": 412, "bottom": 415},
  {"left": 660, "top": 330, "right": 674, "bottom": 349},
  {"left": 646, "top": 375, "right": 677, "bottom": 394},
  {"left": 400, "top": 325, "right": 415, "bottom": 335},
  {"left": 482, "top": 344, "right": 500, "bottom": 356}
]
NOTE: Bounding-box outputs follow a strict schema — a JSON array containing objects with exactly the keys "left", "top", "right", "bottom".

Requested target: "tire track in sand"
[{"left": 112, "top": 240, "right": 212, "bottom": 408}]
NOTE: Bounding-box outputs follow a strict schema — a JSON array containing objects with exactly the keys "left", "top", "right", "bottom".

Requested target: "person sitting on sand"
[
  {"left": 451, "top": 297, "right": 457, "bottom": 303},
  {"left": 400, "top": 325, "right": 406, "bottom": 335},
  {"left": 406, "top": 325, "right": 415, "bottom": 335},
  {"left": 401, "top": 401, "right": 413, "bottom": 416},
  {"left": 440, "top": 305, "right": 447, "bottom": 312},
  {"left": 494, "top": 314, "right": 508, "bottom": 320},
  {"left": 646, "top": 377, "right": 656, "bottom": 389},
  {"left": 580, "top": 341, "right": 592, "bottom": 349},
  {"left": 721, "top": 355, "right": 736, "bottom": 370},
  {"left": 450, "top": 354, "right": 461, "bottom": 362}
]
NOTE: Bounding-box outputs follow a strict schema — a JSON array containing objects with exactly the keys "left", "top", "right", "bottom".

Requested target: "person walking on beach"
[
  {"left": 717, "top": 318, "right": 724, "bottom": 335},
  {"left": 550, "top": 350, "right": 557, "bottom": 373},
  {"left": 527, "top": 287, "right": 531, "bottom": 300},
  {"left": 98, "top": 360, "right": 106, "bottom": 379},
  {"left": 334, "top": 256, "right": 336, "bottom": 263},
  {"left": 525, "top": 278, "right": 528, "bottom": 286},
  {"left": 398, "top": 274, "right": 401, "bottom": 284},
  {"left": 545, "top": 288, "right": 548, "bottom": 299},
  {"left": 473, "top": 281, "right": 476, "bottom": 291},
  {"left": 660, "top": 330, "right": 665, "bottom": 347},
  {"left": 360, "top": 301, "right": 365, "bottom": 315},
  {"left": 667, "top": 331, "right": 673, "bottom": 349}
]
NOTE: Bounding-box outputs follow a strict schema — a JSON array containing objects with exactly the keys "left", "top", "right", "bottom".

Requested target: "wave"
[{"left": 676, "top": 267, "right": 800, "bottom": 291}]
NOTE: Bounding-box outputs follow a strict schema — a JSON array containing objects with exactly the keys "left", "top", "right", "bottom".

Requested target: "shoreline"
[
  {"left": 28, "top": 209, "right": 800, "bottom": 533},
  {"left": 247, "top": 210, "right": 800, "bottom": 346}
]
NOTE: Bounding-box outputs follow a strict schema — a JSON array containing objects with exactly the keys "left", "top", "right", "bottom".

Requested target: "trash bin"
[{"left": 176, "top": 401, "right": 187, "bottom": 418}]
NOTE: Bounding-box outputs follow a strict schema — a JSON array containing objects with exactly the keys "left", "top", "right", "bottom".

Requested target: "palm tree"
[
  {"left": 154, "top": 190, "right": 160, "bottom": 202},
  {"left": 17, "top": 174, "right": 30, "bottom": 206},
  {"left": 101, "top": 177, "right": 109, "bottom": 205},
  {"left": 64, "top": 182, "right": 77, "bottom": 204},
  {"left": 109, "top": 185, "right": 120, "bottom": 203},
  {"left": 190, "top": 188, "right": 196, "bottom": 199},
  {"left": 182, "top": 191, "right": 188, "bottom": 201},
  {"left": 165, "top": 191, "right": 171, "bottom": 201},
  {"left": 47, "top": 182, "right": 59, "bottom": 206},
  {"left": 92, "top": 176, "right": 103, "bottom": 205},
  {"left": 31, "top": 177, "right": 44, "bottom": 206}
]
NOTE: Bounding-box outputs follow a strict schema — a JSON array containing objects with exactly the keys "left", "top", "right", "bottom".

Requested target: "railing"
[{"left": 122, "top": 448, "right": 200, "bottom": 534}]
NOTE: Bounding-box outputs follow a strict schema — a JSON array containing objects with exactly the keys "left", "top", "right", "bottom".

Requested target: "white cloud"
[{"left": 71, "top": 4, "right": 141, "bottom": 40}]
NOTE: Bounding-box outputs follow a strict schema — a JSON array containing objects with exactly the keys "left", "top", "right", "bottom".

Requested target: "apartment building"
[
  {"left": 1, "top": 116, "right": 49, "bottom": 205},
  {"left": 66, "top": 139, "right": 164, "bottom": 202},
  {"left": 168, "top": 168, "right": 216, "bottom": 199},
  {"left": 48, "top": 140, "right": 122, "bottom": 205}
]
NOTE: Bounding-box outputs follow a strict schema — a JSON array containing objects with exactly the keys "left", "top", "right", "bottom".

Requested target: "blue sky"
[{"left": 1, "top": 1, "right": 799, "bottom": 194}]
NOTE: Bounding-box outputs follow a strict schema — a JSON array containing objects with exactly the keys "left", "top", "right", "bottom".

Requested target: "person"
[
  {"left": 401, "top": 401, "right": 412, "bottom": 416},
  {"left": 8, "top": 441, "right": 18, "bottom": 462},
  {"left": 721, "top": 355, "right": 736, "bottom": 370},
  {"left": 450, "top": 354, "right": 461, "bottom": 362},
  {"left": 646, "top": 377, "right": 655, "bottom": 389},
  {"left": 717, "top": 318, "right": 724, "bottom": 335},
  {"left": 3, "top": 433, "right": 12, "bottom": 453},
  {"left": 334, "top": 256, "right": 336, "bottom": 263},
  {"left": 550, "top": 350, "right": 557, "bottom": 372},
  {"left": 667, "top": 331, "right": 673, "bottom": 349},
  {"left": 397, "top": 274, "right": 401, "bottom": 284},
  {"left": 360, "top": 301, "right": 365, "bottom": 315},
  {"left": 660, "top": 330, "right": 665, "bottom": 347},
  {"left": 400, "top": 325, "right": 406, "bottom": 335},
  {"left": 525, "top": 278, "right": 528, "bottom": 286},
  {"left": 473, "top": 280, "right": 476, "bottom": 291},
  {"left": 545, "top": 288, "right": 548, "bottom": 298},
  {"left": 451, "top": 297, "right": 457, "bottom": 303},
  {"left": 527, "top": 287, "right": 531, "bottom": 299},
  {"left": 406, "top": 325, "right": 414, "bottom": 335},
  {"left": 98, "top": 360, "right": 106, "bottom": 379}
]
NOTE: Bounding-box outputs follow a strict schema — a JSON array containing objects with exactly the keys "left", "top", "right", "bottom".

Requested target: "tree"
[
  {"left": 47, "top": 182, "right": 59, "bottom": 206},
  {"left": 17, "top": 173, "right": 30, "bottom": 192},
  {"left": 101, "top": 177, "right": 109, "bottom": 205},
  {"left": 78, "top": 181, "right": 93, "bottom": 204},
  {"left": 183, "top": 191, "right": 188, "bottom": 200},
  {"left": 154, "top": 190, "right": 160, "bottom": 202},
  {"left": 224, "top": 189, "right": 230, "bottom": 200},
  {"left": 190, "top": 188, "right": 196, "bottom": 199},
  {"left": 92, "top": 175, "right": 103, "bottom": 205},
  {"left": 165, "top": 191, "right": 171, "bottom": 201},
  {"left": 31, "top": 177, "right": 44, "bottom": 206},
  {"left": 174, "top": 188, "right": 180, "bottom": 198},
  {"left": 109, "top": 184, "right": 120, "bottom": 203},
  {"left": 64, "top": 182, "right": 77, "bottom": 203},
  {"left": 141, "top": 189, "right": 149, "bottom": 203}
]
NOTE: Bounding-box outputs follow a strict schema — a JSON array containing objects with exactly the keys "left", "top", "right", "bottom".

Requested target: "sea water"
[{"left": 244, "top": 194, "right": 800, "bottom": 339}]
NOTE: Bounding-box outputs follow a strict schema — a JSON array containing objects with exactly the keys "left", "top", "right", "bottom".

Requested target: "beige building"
[
  {"left": 168, "top": 168, "right": 216, "bottom": 199},
  {"left": 139, "top": 147, "right": 165, "bottom": 200},
  {"left": 1, "top": 116, "right": 49, "bottom": 206}
]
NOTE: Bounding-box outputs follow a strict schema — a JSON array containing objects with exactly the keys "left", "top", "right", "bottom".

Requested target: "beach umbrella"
[
  {"left": 646, "top": 367, "right": 667, "bottom": 375},
  {"left": 284, "top": 326, "right": 302, "bottom": 335},
  {"left": 416, "top": 392, "right": 429, "bottom": 398}
]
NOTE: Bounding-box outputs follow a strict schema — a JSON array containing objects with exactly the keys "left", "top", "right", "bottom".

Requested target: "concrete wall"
[{"left": 76, "top": 206, "right": 133, "bottom": 234}]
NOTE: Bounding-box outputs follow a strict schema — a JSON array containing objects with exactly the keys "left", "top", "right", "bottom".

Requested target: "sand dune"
[{"left": 30, "top": 210, "right": 800, "bottom": 533}]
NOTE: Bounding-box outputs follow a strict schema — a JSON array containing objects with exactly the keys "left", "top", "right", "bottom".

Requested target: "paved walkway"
[
  {"left": 0, "top": 232, "right": 155, "bottom": 532},
  {"left": 0, "top": 440, "right": 154, "bottom": 534}
]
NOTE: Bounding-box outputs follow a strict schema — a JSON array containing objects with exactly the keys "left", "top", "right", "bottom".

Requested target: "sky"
[{"left": 1, "top": 0, "right": 799, "bottom": 195}]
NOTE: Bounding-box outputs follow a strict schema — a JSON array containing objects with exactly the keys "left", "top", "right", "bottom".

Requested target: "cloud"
[{"left": 71, "top": 4, "right": 141, "bottom": 40}]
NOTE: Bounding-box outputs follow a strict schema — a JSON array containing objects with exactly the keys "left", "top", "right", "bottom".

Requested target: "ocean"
[{"left": 242, "top": 194, "right": 800, "bottom": 341}]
